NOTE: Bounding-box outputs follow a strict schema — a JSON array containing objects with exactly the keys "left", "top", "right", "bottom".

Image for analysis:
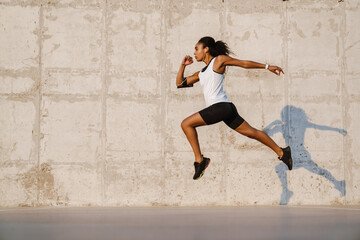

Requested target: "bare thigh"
[
  {"left": 233, "top": 121, "right": 257, "bottom": 137},
  {"left": 181, "top": 112, "right": 207, "bottom": 128}
]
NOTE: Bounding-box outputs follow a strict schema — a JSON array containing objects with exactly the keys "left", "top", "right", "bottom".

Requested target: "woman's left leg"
[
  {"left": 234, "top": 121, "right": 284, "bottom": 158},
  {"left": 181, "top": 112, "right": 207, "bottom": 163}
]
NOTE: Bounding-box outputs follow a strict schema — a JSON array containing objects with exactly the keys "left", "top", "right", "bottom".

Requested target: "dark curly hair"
[{"left": 198, "top": 36, "right": 232, "bottom": 57}]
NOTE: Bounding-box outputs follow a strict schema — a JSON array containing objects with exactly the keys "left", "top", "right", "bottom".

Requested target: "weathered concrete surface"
[
  {"left": 0, "top": 0, "right": 359, "bottom": 207},
  {"left": 0, "top": 206, "right": 360, "bottom": 240}
]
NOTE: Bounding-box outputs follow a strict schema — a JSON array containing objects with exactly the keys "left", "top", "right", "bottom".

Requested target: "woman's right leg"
[
  {"left": 234, "top": 121, "right": 284, "bottom": 158},
  {"left": 182, "top": 102, "right": 232, "bottom": 163},
  {"left": 181, "top": 112, "right": 207, "bottom": 163}
]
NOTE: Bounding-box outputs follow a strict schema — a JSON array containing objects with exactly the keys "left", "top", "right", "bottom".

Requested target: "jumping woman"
[{"left": 176, "top": 36, "right": 293, "bottom": 180}]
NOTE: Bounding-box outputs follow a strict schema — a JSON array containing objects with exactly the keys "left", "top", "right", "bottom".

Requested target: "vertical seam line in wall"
[
  {"left": 100, "top": 0, "right": 108, "bottom": 205},
  {"left": 160, "top": 0, "right": 167, "bottom": 204},
  {"left": 284, "top": 1, "right": 290, "bottom": 149},
  {"left": 339, "top": 0, "right": 346, "bottom": 205},
  {"left": 221, "top": 0, "right": 228, "bottom": 205},
  {"left": 37, "top": 3, "right": 44, "bottom": 206}
]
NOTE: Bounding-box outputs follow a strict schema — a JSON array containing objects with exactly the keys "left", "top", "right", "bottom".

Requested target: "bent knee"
[
  {"left": 181, "top": 120, "right": 186, "bottom": 130},
  {"left": 181, "top": 119, "right": 189, "bottom": 130}
]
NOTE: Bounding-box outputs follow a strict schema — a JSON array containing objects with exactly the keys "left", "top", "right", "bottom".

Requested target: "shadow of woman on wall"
[{"left": 264, "top": 105, "right": 347, "bottom": 205}]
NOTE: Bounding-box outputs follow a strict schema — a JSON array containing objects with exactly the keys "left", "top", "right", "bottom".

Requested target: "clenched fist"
[{"left": 182, "top": 55, "right": 194, "bottom": 66}]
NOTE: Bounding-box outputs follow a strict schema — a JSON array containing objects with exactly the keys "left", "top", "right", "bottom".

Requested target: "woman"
[{"left": 176, "top": 36, "right": 292, "bottom": 180}]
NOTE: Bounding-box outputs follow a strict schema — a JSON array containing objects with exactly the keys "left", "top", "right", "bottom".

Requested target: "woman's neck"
[{"left": 203, "top": 54, "right": 214, "bottom": 66}]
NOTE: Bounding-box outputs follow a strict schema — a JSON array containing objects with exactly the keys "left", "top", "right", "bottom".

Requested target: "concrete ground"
[{"left": 0, "top": 206, "right": 359, "bottom": 240}]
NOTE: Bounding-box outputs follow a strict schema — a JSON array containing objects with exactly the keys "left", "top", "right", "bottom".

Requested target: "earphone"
[{"left": 202, "top": 50, "right": 208, "bottom": 61}]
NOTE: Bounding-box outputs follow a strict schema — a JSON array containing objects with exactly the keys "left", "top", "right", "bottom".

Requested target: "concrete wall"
[{"left": 0, "top": 0, "right": 359, "bottom": 207}]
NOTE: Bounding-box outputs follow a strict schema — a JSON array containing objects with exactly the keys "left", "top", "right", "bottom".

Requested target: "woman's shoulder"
[{"left": 214, "top": 55, "right": 231, "bottom": 69}]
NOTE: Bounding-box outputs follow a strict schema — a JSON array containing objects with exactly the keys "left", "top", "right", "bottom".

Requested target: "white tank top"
[{"left": 198, "top": 57, "right": 232, "bottom": 107}]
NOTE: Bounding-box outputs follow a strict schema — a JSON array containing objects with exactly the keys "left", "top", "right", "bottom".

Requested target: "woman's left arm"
[
  {"left": 216, "top": 55, "right": 284, "bottom": 76},
  {"left": 216, "top": 55, "right": 248, "bottom": 69}
]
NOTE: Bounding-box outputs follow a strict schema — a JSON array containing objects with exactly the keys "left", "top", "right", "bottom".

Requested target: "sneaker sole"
[
  {"left": 281, "top": 147, "right": 293, "bottom": 171},
  {"left": 289, "top": 157, "right": 293, "bottom": 170},
  {"left": 285, "top": 158, "right": 292, "bottom": 171},
  {"left": 288, "top": 148, "right": 293, "bottom": 170}
]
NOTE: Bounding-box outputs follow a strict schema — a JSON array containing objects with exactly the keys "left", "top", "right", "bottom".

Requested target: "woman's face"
[{"left": 194, "top": 42, "right": 208, "bottom": 62}]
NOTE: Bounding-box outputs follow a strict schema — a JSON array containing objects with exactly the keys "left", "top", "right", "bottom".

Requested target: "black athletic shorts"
[{"left": 198, "top": 102, "right": 245, "bottom": 130}]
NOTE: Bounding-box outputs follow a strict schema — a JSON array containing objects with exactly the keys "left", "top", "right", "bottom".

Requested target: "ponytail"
[{"left": 198, "top": 36, "right": 232, "bottom": 57}]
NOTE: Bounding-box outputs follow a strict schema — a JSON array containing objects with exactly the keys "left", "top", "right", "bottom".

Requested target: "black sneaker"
[
  {"left": 278, "top": 146, "right": 292, "bottom": 170},
  {"left": 193, "top": 155, "right": 211, "bottom": 180}
]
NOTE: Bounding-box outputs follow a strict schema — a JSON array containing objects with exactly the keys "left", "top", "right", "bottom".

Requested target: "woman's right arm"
[{"left": 176, "top": 56, "right": 199, "bottom": 87}]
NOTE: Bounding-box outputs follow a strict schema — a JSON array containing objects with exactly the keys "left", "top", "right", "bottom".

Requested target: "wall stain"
[
  {"left": 241, "top": 31, "right": 251, "bottom": 41},
  {"left": 292, "top": 22, "right": 306, "bottom": 38},
  {"left": 17, "top": 163, "right": 65, "bottom": 206},
  {"left": 312, "top": 22, "right": 321, "bottom": 37},
  {"left": 328, "top": 18, "right": 338, "bottom": 32}
]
